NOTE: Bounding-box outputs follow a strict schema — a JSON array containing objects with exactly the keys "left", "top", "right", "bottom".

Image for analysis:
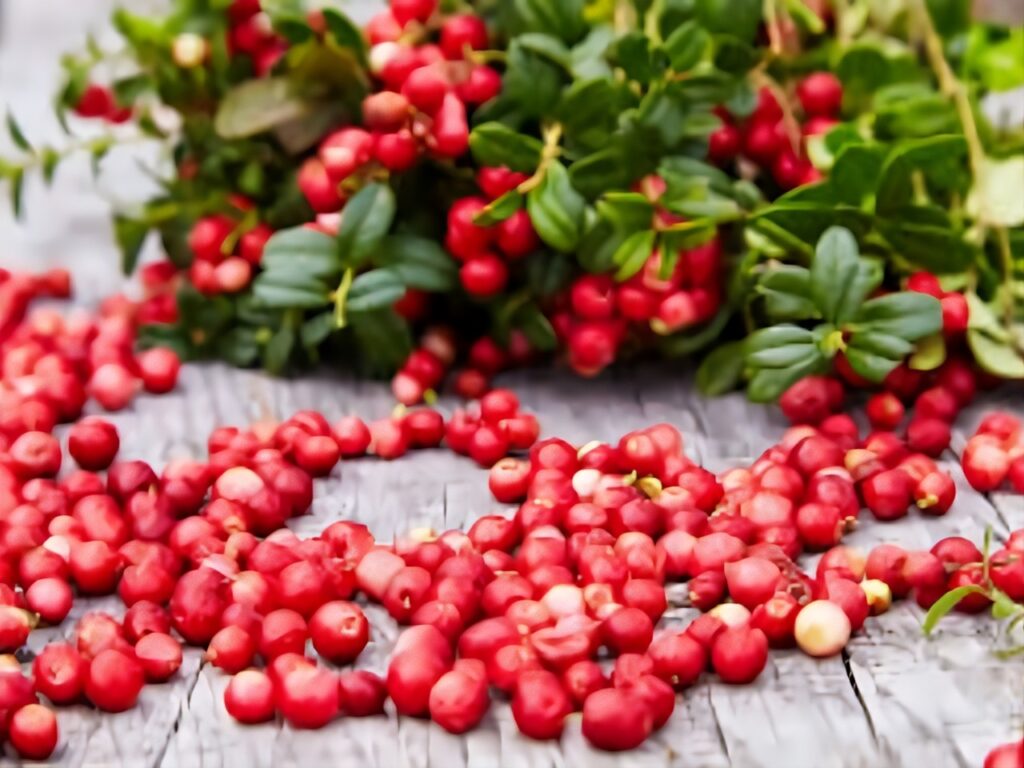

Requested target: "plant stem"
[
  {"left": 763, "top": 0, "right": 784, "bottom": 56},
  {"left": 333, "top": 268, "right": 354, "bottom": 329},
  {"left": 515, "top": 123, "right": 563, "bottom": 194}
]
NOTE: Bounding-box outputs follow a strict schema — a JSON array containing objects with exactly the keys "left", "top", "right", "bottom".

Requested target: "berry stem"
[{"left": 333, "top": 268, "right": 354, "bottom": 329}]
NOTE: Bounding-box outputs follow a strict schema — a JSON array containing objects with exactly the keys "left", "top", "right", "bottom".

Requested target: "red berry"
[
  {"left": 402, "top": 66, "right": 449, "bottom": 114},
  {"left": 206, "top": 626, "right": 256, "bottom": 674},
  {"left": 796, "top": 72, "right": 843, "bottom": 116},
  {"left": 428, "top": 662, "right": 490, "bottom": 734},
  {"left": 8, "top": 704, "right": 58, "bottom": 760},
  {"left": 25, "top": 578, "right": 73, "bottom": 624},
  {"left": 297, "top": 158, "right": 344, "bottom": 213},
  {"left": 32, "top": 643, "right": 86, "bottom": 705},
  {"left": 708, "top": 123, "right": 741, "bottom": 163},
  {"left": 277, "top": 665, "right": 340, "bottom": 729},
  {"left": 338, "top": 670, "right": 388, "bottom": 716},
  {"left": 137, "top": 348, "right": 181, "bottom": 394},
  {"left": 457, "top": 65, "right": 502, "bottom": 104},
  {"left": 940, "top": 292, "right": 969, "bottom": 334},
  {"left": 135, "top": 632, "right": 183, "bottom": 682},
  {"left": 390, "top": 0, "right": 437, "bottom": 26},
  {"left": 460, "top": 254, "right": 508, "bottom": 297},
  {"left": 906, "top": 271, "right": 943, "bottom": 297},
  {"left": 224, "top": 669, "right": 275, "bottom": 723},
  {"left": 962, "top": 437, "right": 1010, "bottom": 491},
  {"left": 84, "top": 649, "right": 144, "bottom": 712},
  {"left": 510, "top": 669, "right": 572, "bottom": 740},
  {"left": 67, "top": 418, "right": 120, "bottom": 471},
  {"left": 439, "top": 14, "right": 488, "bottom": 60},
  {"left": 723, "top": 556, "right": 783, "bottom": 609},
  {"left": 710, "top": 626, "right": 768, "bottom": 683},
  {"left": 188, "top": 215, "right": 234, "bottom": 262},
  {"left": 582, "top": 687, "right": 654, "bottom": 751}
]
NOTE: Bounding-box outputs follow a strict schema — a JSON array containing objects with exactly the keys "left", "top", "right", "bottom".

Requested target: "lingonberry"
[
  {"left": 816, "top": 574, "right": 869, "bottom": 632},
  {"left": 711, "top": 625, "right": 768, "bottom": 683},
  {"left": 914, "top": 471, "right": 956, "bottom": 515},
  {"left": 947, "top": 564, "right": 991, "bottom": 613},
  {"left": 648, "top": 631, "right": 705, "bottom": 688},
  {"left": 930, "top": 536, "right": 983, "bottom": 571},
  {"left": 865, "top": 544, "right": 910, "bottom": 597},
  {"left": 468, "top": 423, "right": 509, "bottom": 467},
  {"left": 688, "top": 570, "right": 727, "bottom": 611},
  {"left": 25, "top": 578, "right": 73, "bottom": 625},
  {"left": 32, "top": 642, "right": 86, "bottom": 705},
  {"left": 224, "top": 668, "right": 275, "bottom": 723},
  {"left": 940, "top": 292, "right": 969, "bottom": 334},
  {"left": 333, "top": 416, "right": 371, "bottom": 457},
  {"left": 137, "top": 347, "right": 181, "bottom": 394},
  {"left": 404, "top": 408, "right": 445, "bottom": 448},
  {"left": 135, "top": 632, "right": 183, "bottom": 682},
  {"left": 68, "top": 418, "right": 120, "bottom": 472},
  {"left": 866, "top": 392, "right": 905, "bottom": 431},
  {"left": 277, "top": 665, "right": 340, "bottom": 729},
  {"left": 337, "top": 670, "right": 387, "bottom": 716},
  {"left": 488, "top": 458, "right": 531, "bottom": 503},
  {"left": 8, "top": 703, "right": 58, "bottom": 760},
  {"left": 428, "top": 663, "right": 490, "bottom": 734},
  {"left": 794, "top": 600, "right": 851, "bottom": 657},
  {"left": 914, "top": 387, "right": 959, "bottom": 423},
  {"left": 369, "top": 418, "right": 409, "bottom": 459},
  {"left": 84, "top": 649, "right": 144, "bottom": 711},
  {"left": 439, "top": 14, "right": 488, "bottom": 59},
  {"left": 962, "top": 437, "right": 1010, "bottom": 491},
  {"left": 510, "top": 669, "right": 572, "bottom": 740},
  {"left": 460, "top": 254, "right": 508, "bottom": 297},
  {"left": 123, "top": 601, "right": 171, "bottom": 643},
  {"left": 582, "top": 687, "right": 654, "bottom": 751},
  {"left": 795, "top": 502, "right": 843, "bottom": 550},
  {"left": 861, "top": 469, "right": 912, "bottom": 521},
  {"left": 723, "top": 557, "right": 782, "bottom": 610},
  {"left": 796, "top": 72, "right": 843, "bottom": 116}
]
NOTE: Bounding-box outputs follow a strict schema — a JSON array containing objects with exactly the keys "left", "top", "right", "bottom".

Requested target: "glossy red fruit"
[
  {"left": 865, "top": 544, "right": 910, "bottom": 597},
  {"left": 67, "top": 419, "right": 120, "bottom": 470},
  {"left": 259, "top": 609, "right": 308, "bottom": 660},
  {"left": 25, "top": 578, "right": 73, "bottom": 624},
  {"left": 710, "top": 626, "right": 768, "bottom": 684},
  {"left": 207, "top": 626, "right": 256, "bottom": 674},
  {"left": 277, "top": 665, "right": 340, "bottom": 729},
  {"left": 8, "top": 703, "right": 58, "bottom": 760},
  {"left": 32, "top": 643, "right": 86, "bottom": 704},
  {"left": 914, "top": 471, "right": 956, "bottom": 515},
  {"left": 439, "top": 14, "right": 488, "bottom": 60},
  {"left": 723, "top": 557, "right": 782, "bottom": 610},
  {"left": 135, "top": 632, "right": 183, "bottom": 682},
  {"left": 224, "top": 669, "right": 275, "bottom": 723},
  {"left": 796, "top": 72, "right": 843, "bottom": 116},
  {"left": 338, "top": 670, "right": 388, "bottom": 716},
  {"left": 861, "top": 469, "right": 911, "bottom": 521},
  {"left": 984, "top": 740, "right": 1024, "bottom": 768},
  {"left": 84, "top": 649, "right": 144, "bottom": 712},
  {"left": 647, "top": 632, "right": 705, "bottom": 688},
  {"left": 962, "top": 438, "right": 1010, "bottom": 492},
  {"left": 750, "top": 592, "right": 800, "bottom": 647},
  {"left": 510, "top": 669, "right": 572, "bottom": 741},
  {"left": 600, "top": 607, "right": 654, "bottom": 655},
  {"left": 794, "top": 502, "right": 843, "bottom": 550},
  {"left": 582, "top": 687, "right": 654, "bottom": 751},
  {"left": 137, "top": 348, "right": 181, "bottom": 394},
  {"left": 866, "top": 393, "right": 905, "bottom": 432},
  {"left": 817, "top": 574, "right": 869, "bottom": 633},
  {"left": 428, "top": 662, "right": 490, "bottom": 734},
  {"left": 778, "top": 376, "right": 836, "bottom": 425},
  {"left": 309, "top": 601, "right": 369, "bottom": 664}
]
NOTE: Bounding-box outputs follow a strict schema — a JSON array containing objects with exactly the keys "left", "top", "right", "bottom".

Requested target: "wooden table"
[{"left": 2, "top": 2, "right": 1022, "bottom": 766}]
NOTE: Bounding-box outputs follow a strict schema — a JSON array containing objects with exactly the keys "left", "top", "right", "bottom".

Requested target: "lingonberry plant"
[{"left": 0, "top": 0, "right": 1019, "bottom": 399}]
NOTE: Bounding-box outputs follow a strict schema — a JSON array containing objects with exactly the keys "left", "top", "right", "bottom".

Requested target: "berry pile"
[{"left": 708, "top": 74, "right": 843, "bottom": 190}]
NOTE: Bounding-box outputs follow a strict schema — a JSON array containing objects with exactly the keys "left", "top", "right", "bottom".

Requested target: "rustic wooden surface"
[{"left": 2, "top": 2, "right": 1023, "bottom": 766}]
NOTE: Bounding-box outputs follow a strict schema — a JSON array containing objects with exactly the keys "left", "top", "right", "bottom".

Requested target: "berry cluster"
[
  {"left": 226, "top": 0, "right": 287, "bottom": 76},
  {"left": 709, "top": 73, "right": 843, "bottom": 190},
  {"left": 186, "top": 198, "right": 274, "bottom": 297},
  {"left": 0, "top": 269, "right": 180, "bottom": 423},
  {"left": 962, "top": 412, "right": 1024, "bottom": 493},
  {"left": 446, "top": 170, "right": 540, "bottom": 298}
]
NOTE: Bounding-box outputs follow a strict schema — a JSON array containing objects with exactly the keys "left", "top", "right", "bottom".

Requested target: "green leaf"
[
  {"left": 612, "top": 230, "right": 656, "bottom": 281},
  {"left": 611, "top": 32, "right": 659, "bottom": 85},
  {"left": 577, "top": 220, "right": 620, "bottom": 274},
  {"left": 252, "top": 277, "right": 331, "bottom": 309},
  {"left": 923, "top": 586, "right": 986, "bottom": 635},
  {"left": 474, "top": 190, "right": 523, "bottom": 226},
  {"left": 321, "top": 8, "right": 368, "bottom": 65},
  {"left": 516, "top": 33, "right": 572, "bottom": 67},
  {"left": 261, "top": 227, "right": 341, "bottom": 280},
  {"left": 350, "top": 309, "right": 413, "bottom": 376},
  {"left": 836, "top": 44, "right": 892, "bottom": 113},
  {"left": 695, "top": 0, "right": 761, "bottom": 43},
  {"left": 214, "top": 78, "right": 315, "bottom": 139},
  {"left": 596, "top": 192, "right": 655, "bottom": 233},
  {"left": 6, "top": 113, "right": 30, "bottom": 151},
  {"left": 263, "top": 327, "right": 295, "bottom": 375},
  {"left": 848, "top": 331, "right": 914, "bottom": 360},
  {"left": 753, "top": 204, "right": 871, "bottom": 245},
  {"left": 337, "top": 183, "right": 396, "bottom": 268},
  {"left": 697, "top": 342, "right": 745, "bottom": 396},
  {"left": 40, "top": 148, "right": 60, "bottom": 185},
  {"left": 527, "top": 252, "right": 573, "bottom": 297},
  {"left": 747, "top": 350, "right": 828, "bottom": 402},
  {"left": 829, "top": 144, "right": 886, "bottom": 206},
  {"left": 967, "top": 330, "right": 1024, "bottom": 379},
  {"left": 925, "top": 0, "right": 970, "bottom": 38},
  {"left": 810, "top": 226, "right": 863, "bottom": 325},
  {"left": 526, "top": 161, "right": 585, "bottom": 252},
  {"left": 875, "top": 135, "right": 968, "bottom": 215},
  {"left": 713, "top": 36, "right": 759, "bottom": 74},
  {"left": 469, "top": 123, "right": 545, "bottom": 173},
  {"left": 854, "top": 292, "right": 943, "bottom": 341},
  {"left": 748, "top": 342, "right": 821, "bottom": 369},
  {"left": 746, "top": 325, "right": 817, "bottom": 352},
  {"left": 966, "top": 292, "right": 1008, "bottom": 339},
  {"left": 301, "top": 312, "right": 336, "bottom": 350},
  {"left": 842, "top": 347, "right": 901, "bottom": 382},
  {"left": 346, "top": 270, "right": 406, "bottom": 314},
  {"left": 9, "top": 168, "right": 24, "bottom": 218},
  {"left": 967, "top": 156, "right": 1024, "bottom": 228},
  {"left": 569, "top": 26, "right": 615, "bottom": 79},
  {"left": 217, "top": 329, "right": 261, "bottom": 367},
  {"left": 374, "top": 235, "right": 456, "bottom": 292},
  {"left": 909, "top": 333, "right": 947, "bottom": 371},
  {"left": 757, "top": 266, "right": 819, "bottom": 322},
  {"left": 875, "top": 218, "right": 975, "bottom": 274},
  {"left": 663, "top": 21, "right": 709, "bottom": 72},
  {"left": 568, "top": 146, "right": 634, "bottom": 199},
  {"left": 512, "top": 0, "right": 587, "bottom": 44},
  {"left": 555, "top": 79, "right": 630, "bottom": 151},
  {"left": 514, "top": 302, "right": 558, "bottom": 351},
  {"left": 113, "top": 216, "right": 150, "bottom": 275},
  {"left": 503, "top": 42, "right": 566, "bottom": 120}
]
